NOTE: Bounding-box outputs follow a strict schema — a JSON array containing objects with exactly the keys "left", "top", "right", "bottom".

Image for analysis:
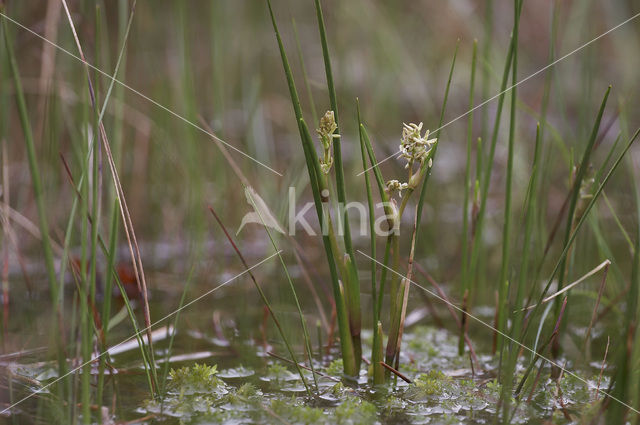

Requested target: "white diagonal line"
[
  {"left": 358, "top": 11, "right": 640, "bottom": 176},
  {"left": 0, "top": 250, "right": 281, "bottom": 414},
  {"left": 357, "top": 250, "right": 640, "bottom": 414},
  {"left": 0, "top": 12, "right": 283, "bottom": 177}
]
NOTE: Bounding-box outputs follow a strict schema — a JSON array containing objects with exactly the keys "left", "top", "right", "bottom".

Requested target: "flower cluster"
[
  {"left": 316, "top": 110, "right": 339, "bottom": 174},
  {"left": 399, "top": 122, "right": 437, "bottom": 169},
  {"left": 386, "top": 179, "right": 408, "bottom": 197},
  {"left": 386, "top": 122, "right": 437, "bottom": 197}
]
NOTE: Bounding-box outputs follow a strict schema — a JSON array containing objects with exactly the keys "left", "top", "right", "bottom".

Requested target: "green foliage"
[
  {"left": 271, "top": 398, "right": 326, "bottom": 424},
  {"left": 407, "top": 370, "right": 450, "bottom": 399},
  {"left": 326, "top": 359, "right": 344, "bottom": 376},
  {"left": 168, "top": 363, "right": 223, "bottom": 394},
  {"left": 335, "top": 397, "right": 377, "bottom": 425}
]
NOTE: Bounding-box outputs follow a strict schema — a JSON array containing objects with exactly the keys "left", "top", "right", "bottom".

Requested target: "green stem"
[
  {"left": 496, "top": 0, "right": 522, "bottom": 357},
  {"left": 460, "top": 40, "right": 478, "bottom": 355}
]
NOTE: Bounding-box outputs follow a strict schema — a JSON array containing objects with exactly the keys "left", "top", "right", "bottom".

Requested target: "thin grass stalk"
[
  {"left": 314, "top": 0, "right": 361, "bottom": 369},
  {"left": 630, "top": 148, "right": 640, "bottom": 420},
  {"left": 60, "top": 0, "right": 157, "bottom": 393},
  {"left": 80, "top": 83, "right": 91, "bottom": 422},
  {"left": 97, "top": 0, "right": 135, "bottom": 406},
  {"left": 357, "top": 118, "right": 399, "bottom": 375},
  {"left": 108, "top": 264, "right": 156, "bottom": 393},
  {"left": 266, "top": 0, "right": 356, "bottom": 377},
  {"left": 245, "top": 189, "right": 319, "bottom": 393},
  {"left": 198, "top": 117, "right": 330, "bottom": 332},
  {"left": 299, "top": 119, "right": 357, "bottom": 377},
  {"left": 385, "top": 146, "right": 438, "bottom": 370},
  {"left": 391, "top": 206, "right": 420, "bottom": 375},
  {"left": 60, "top": 153, "right": 157, "bottom": 395},
  {"left": 459, "top": 40, "right": 478, "bottom": 355},
  {"left": 356, "top": 101, "right": 384, "bottom": 383},
  {"left": 521, "top": 126, "right": 640, "bottom": 350},
  {"left": 358, "top": 123, "right": 395, "bottom": 319},
  {"left": 97, "top": 199, "right": 118, "bottom": 401},
  {"left": 607, "top": 142, "right": 640, "bottom": 423},
  {"left": 1, "top": 16, "right": 68, "bottom": 413},
  {"left": 480, "top": 0, "right": 494, "bottom": 144},
  {"left": 176, "top": 1, "right": 206, "bottom": 251},
  {"left": 292, "top": 18, "right": 318, "bottom": 125},
  {"left": 467, "top": 15, "right": 519, "bottom": 307},
  {"left": 208, "top": 207, "right": 313, "bottom": 395},
  {"left": 1, "top": 7, "right": 59, "bottom": 330},
  {"left": 386, "top": 233, "right": 401, "bottom": 369},
  {"left": 160, "top": 269, "right": 194, "bottom": 395},
  {"left": 0, "top": 27, "right": 7, "bottom": 351},
  {"left": 552, "top": 86, "right": 611, "bottom": 334},
  {"left": 534, "top": 0, "right": 558, "bottom": 206},
  {"left": 496, "top": 0, "right": 523, "bottom": 356},
  {"left": 415, "top": 41, "right": 459, "bottom": 230},
  {"left": 514, "top": 297, "right": 567, "bottom": 399},
  {"left": 90, "top": 6, "right": 104, "bottom": 419},
  {"left": 358, "top": 121, "right": 397, "bottom": 381},
  {"left": 501, "top": 124, "right": 542, "bottom": 419},
  {"left": 356, "top": 100, "right": 376, "bottom": 321}
]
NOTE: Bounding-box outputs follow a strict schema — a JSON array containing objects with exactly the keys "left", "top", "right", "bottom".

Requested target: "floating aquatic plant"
[{"left": 168, "top": 363, "right": 224, "bottom": 395}]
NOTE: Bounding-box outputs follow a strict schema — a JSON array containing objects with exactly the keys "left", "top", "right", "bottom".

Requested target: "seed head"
[{"left": 317, "top": 111, "right": 339, "bottom": 174}]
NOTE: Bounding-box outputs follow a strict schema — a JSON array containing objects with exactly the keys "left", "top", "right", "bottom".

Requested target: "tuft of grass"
[
  {"left": 500, "top": 123, "right": 542, "bottom": 418},
  {"left": 496, "top": 0, "right": 523, "bottom": 358},
  {"left": 266, "top": 0, "right": 357, "bottom": 378}
]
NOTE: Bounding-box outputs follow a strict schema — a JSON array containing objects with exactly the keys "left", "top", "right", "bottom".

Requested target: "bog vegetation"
[{"left": 0, "top": 0, "right": 639, "bottom": 424}]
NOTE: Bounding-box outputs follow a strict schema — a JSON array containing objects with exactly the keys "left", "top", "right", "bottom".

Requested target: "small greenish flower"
[
  {"left": 399, "top": 122, "right": 437, "bottom": 168},
  {"left": 386, "top": 179, "right": 408, "bottom": 196},
  {"left": 386, "top": 122, "right": 437, "bottom": 199},
  {"left": 317, "top": 110, "right": 339, "bottom": 174}
]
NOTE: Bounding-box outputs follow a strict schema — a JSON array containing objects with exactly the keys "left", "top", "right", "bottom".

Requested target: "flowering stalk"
[
  {"left": 267, "top": 1, "right": 358, "bottom": 378},
  {"left": 384, "top": 123, "right": 437, "bottom": 371},
  {"left": 317, "top": 111, "right": 338, "bottom": 174}
]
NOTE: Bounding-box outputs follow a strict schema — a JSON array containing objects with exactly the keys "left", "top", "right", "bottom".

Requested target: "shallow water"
[{"left": 1, "top": 267, "right": 607, "bottom": 424}]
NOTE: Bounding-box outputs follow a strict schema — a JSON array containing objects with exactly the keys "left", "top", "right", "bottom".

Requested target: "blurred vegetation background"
[{"left": 1, "top": 0, "right": 640, "bottom": 363}]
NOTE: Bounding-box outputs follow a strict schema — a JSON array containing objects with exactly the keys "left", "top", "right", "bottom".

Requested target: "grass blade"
[
  {"left": 496, "top": 0, "right": 523, "bottom": 355},
  {"left": 459, "top": 39, "right": 478, "bottom": 355},
  {"left": 522, "top": 126, "right": 640, "bottom": 352},
  {"left": 415, "top": 40, "right": 459, "bottom": 231},
  {"left": 244, "top": 187, "right": 320, "bottom": 394},
  {"left": 208, "top": 206, "right": 313, "bottom": 396},
  {"left": 313, "top": 0, "right": 361, "bottom": 371}
]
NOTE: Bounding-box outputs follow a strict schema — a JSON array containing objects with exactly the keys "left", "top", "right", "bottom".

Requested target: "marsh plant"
[
  {"left": 2, "top": 0, "right": 640, "bottom": 423},
  {"left": 241, "top": 121, "right": 437, "bottom": 238},
  {"left": 265, "top": 0, "right": 640, "bottom": 422},
  {"left": 266, "top": 0, "right": 446, "bottom": 387}
]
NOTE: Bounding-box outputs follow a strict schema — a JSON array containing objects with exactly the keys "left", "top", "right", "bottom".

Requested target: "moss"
[
  {"left": 168, "top": 363, "right": 225, "bottom": 395},
  {"left": 265, "top": 363, "right": 299, "bottom": 384},
  {"left": 225, "top": 383, "right": 261, "bottom": 406},
  {"left": 485, "top": 378, "right": 501, "bottom": 398},
  {"left": 236, "top": 382, "right": 259, "bottom": 398},
  {"left": 330, "top": 382, "right": 347, "bottom": 397},
  {"left": 406, "top": 370, "right": 450, "bottom": 400},
  {"left": 271, "top": 398, "right": 326, "bottom": 424},
  {"left": 327, "top": 358, "right": 344, "bottom": 376},
  {"left": 335, "top": 397, "right": 377, "bottom": 425}
]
